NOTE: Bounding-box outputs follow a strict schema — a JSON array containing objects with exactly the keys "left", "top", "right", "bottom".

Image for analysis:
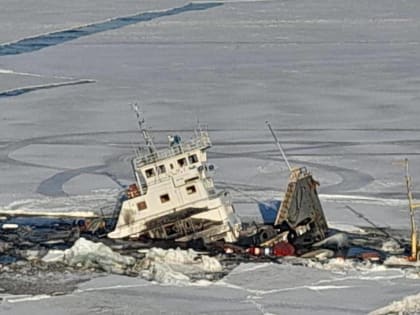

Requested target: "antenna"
[
  {"left": 131, "top": 103, "right": 156, "bottom": 153},
  {"left": 395, "top": 158, "right": 420, "bottom": 261},
  {"left": 194, "top": 115, "right": 201, "bottom": 136},
  {"left": 266, "top": 121, "right": 292, "bottom": 171}
]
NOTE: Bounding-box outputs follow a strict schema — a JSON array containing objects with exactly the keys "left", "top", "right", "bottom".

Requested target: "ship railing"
[{"left": 134, "top": 132, "right": 211, "bottom": 168}]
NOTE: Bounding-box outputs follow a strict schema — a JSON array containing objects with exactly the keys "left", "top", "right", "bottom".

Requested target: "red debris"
[
  {"left": 246, "top": 241, "right": 296, "bottom": 257},
  {"left": 272, "top": 241, "right": 295, "bottom": 257}
]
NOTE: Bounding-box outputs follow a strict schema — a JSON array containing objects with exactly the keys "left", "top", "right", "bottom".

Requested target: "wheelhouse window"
[
  {"left": 160, "top": 194, "right": 170, "bottom": 203},
  {"left": 137, "top": 201, "right": 147, "bottom": 211},
  {"left": 188, "top": 154, "right": 199, "bottom": 164},
  {"left": 177, "top": 158, "right": 187, "bottom": 167},
  {"left": 158, "top": 165, "right": 166, "bottom": 174},
  {"left": 186, "top": 185, "right": 197, "bottom": 195},
  {"left": 145, "top": 168, "right": 155, "bottom": 178}
]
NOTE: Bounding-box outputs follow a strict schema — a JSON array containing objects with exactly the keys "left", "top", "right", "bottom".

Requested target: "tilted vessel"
[{"left": 108, "top": 107, "right": 241, "bottom": 243}]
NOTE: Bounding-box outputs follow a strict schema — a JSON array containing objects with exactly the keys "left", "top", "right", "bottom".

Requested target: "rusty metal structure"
[{"left": 274, "top": 167, "right": 328, "bottom": 245}]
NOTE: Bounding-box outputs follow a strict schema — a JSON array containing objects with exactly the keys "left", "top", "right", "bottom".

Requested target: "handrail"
[{"left": 133, "top": 132, "right": 211, "bottom": 168}]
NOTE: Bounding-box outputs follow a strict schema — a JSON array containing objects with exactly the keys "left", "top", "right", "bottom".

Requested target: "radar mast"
[
  {"left": 266, "top": 121, "right": 292, "bottom": 171},
  {"left": 132, "top": 104, "right": 156, "bottom": 153}
]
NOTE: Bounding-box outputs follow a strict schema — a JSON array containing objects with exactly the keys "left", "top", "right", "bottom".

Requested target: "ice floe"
[
  {"left": 137, "top": 247, "right": 223, "bottom": 285},
  {"left": 370, "top": 292, "right": 420, "bottom": 315},
  {"left": 63, "top": 238, "right": 136, "bottom": 274},
  {"left": 41, "top": 238, "right": 223, "bottom": 285}
]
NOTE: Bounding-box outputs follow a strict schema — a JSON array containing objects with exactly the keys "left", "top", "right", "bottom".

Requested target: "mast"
[
  {"left": 402, "top": 158, "right": 420, "bottom": 261},
  {"left": 266, "top": 121, "right": 292, "bottom": 171},
  {"left": 132, "top": 104, "right": 156, "bottom": 153}
]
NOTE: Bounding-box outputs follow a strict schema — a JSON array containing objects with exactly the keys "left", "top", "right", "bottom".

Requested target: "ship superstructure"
[{"left": 108, "top": 108, "right": 241, "bottom": 243}]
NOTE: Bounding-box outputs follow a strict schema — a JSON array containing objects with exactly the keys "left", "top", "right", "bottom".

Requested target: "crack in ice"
[
  {"left": 0, "top": 80, "right": 95, "bottom": 98},
  {"left": 0, "top": 2, "right": 223, "bottom": 56}
]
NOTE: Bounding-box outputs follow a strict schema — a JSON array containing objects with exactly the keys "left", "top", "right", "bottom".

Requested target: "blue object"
[
  {"left": 258, "top": 199, "right": 281, "bottom": 224},
  {"left": 173, "top": 135, "right": 181, "bottom": 145}
]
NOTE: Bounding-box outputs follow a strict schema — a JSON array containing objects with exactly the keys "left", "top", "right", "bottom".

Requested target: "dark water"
[
  {"left": 0, "top": 80, "right": 93, "bottom": 98},
  {"left": 4, "top": 216, "right": 75, "bottom": 228},
  {"left": 0, "top": 2, "right": 222, "bottom": 56},
  {"left": 0, "top": 255, "right": 18, "bottom": 264}
]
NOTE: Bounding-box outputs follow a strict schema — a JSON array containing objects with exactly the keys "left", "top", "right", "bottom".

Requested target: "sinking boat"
[
  {"left": 0, "top": 115, "right": 329, "bottom": 258},
  {"left": 107, "top": 107, "right": 242, "bottom": 243},
  {"left": 252, "top": 123, "right": 328, "bottom": 249},
  {"left": 0, "top": 116, "right": 406, "bottom": 267},
  {"left": 274, "top": 166, "right": 328, "bottom": 245},
  {"left": 108, "top": 114, "right": 330, "bottom": 249}
]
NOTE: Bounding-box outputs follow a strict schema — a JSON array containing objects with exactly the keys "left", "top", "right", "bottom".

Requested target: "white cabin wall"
[{"left": 118, "top": 146, "right": 217, "bottom": 229}]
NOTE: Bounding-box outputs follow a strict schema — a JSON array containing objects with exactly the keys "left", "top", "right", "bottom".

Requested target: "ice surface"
[{"left": 1, "top": 0, "right": 420, "bottom": 313}]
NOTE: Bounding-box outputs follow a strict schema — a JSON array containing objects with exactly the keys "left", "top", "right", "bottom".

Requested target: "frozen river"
[{"left": 1, "top": 0, "right": 420, "bottom": 313}]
